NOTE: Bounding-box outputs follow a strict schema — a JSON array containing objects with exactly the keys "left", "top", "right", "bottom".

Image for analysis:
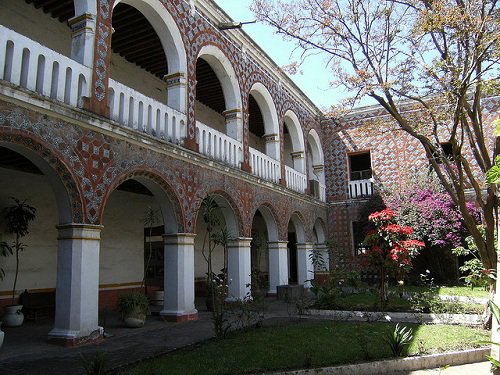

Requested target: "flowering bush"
[
  {"left": 363, "top": 209, "right": 424, "bottom": 305},
  {"left": 384, "top": 178, "right": 480, "bottom": 248}
]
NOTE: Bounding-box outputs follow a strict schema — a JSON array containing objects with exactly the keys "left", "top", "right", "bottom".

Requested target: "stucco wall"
[{"left": 0, "top": 167, "right": 59, "bottom": 295}]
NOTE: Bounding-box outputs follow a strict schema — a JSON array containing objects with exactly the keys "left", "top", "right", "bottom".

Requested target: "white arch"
[
  {"left": 289, "top": 213, "right": 306, "bottom": 244},
  {"left": 197, "top": 45, "right": 242, "bottom": 111},
  {"left": 249, "top": 82, "right": 279, "bottom": 137},
  {"left": 132, "top": 177, "right": 178, "bottom": 234},
  {"left": 255, "top": 206, "right": 279, "bottom": 242},
  {"left": 0, "top": 143, "right": 73, "bottom": 224},
  {"left": 211, "top": 194, "right": 240, "bottom": 238},
  {"left": 313, "top": 219, "right": 326, "bottom": 244},
  {"left": 283, "top": 110, "right": 305, "bottom": 153},
  {"left": 307, "top": 129, "right": 324, "bottom": 166},
  {"left": 113, "top": 0, "right": 187, "bottom": 73}
]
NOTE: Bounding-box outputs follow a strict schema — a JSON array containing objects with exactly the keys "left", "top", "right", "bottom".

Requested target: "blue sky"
[{"left": 212, "top": 0, "right": 343, "bottom": 110}]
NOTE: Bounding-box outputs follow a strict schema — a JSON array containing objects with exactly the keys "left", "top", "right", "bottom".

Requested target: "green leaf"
[
  {"left": 490, "top": 301, "right": 500, "bottom": 323},
  {"left": 486, "top": 166, "right": 500, "bottom": 184},
  {"left": 494, "top": 119, "right": 500, "bottom": 137}
]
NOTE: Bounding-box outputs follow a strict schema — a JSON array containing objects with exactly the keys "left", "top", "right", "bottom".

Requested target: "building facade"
[{"left": 0, "top": 0, "right": 328, "bottom": 345}]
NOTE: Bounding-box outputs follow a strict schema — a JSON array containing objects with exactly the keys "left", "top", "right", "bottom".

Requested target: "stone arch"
[
  {"left": 249, "top": 82, "right": 280, "bottom": 139},
  {"left": 112, "top": 0, "right": 187, "bottom": 74},
  {"left": 289, "top": 211, "right": 306, "bottom": 244},
  {"left": 252, "top": 203, "right": 280, "bottom": 242},
  {"left": 307, "top": 129, "right": 324, "bottom": 166},
  {"left": 101, "top": 168, "right": 185, "bottom": 233},
  {"left": 283, "top": 110, "right": 305, "bottom": 154},
  {"left": 0, "top": 135, "right": 82, "bottom": 224},
  {"left": 196, "top": 44, "right": 242, "bottom": 111},
  {"left": 313, "top": 218, "right": 327, "bottom": 244},
  {"left": 195, "top": 190, "right": 243, "bottom": 238}
]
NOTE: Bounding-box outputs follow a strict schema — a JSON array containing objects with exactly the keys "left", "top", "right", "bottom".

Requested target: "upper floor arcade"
[{"left": 0, "top": 0, "right": 326, "bottom": 202}]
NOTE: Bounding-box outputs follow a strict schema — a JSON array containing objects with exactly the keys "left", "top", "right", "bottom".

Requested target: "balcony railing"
[
  {"left": 285, "top": 166, "right": 306, "bottom": 194},
  {"left": 249, "top": 148, "right": 280, "bottom": 184},
  {"left": 348, "top": 178, "right": 374, "bottom": 198},
  {"left": 196, "top": 121, "right": 242, "bottom": 168},
  {"left": 0, "top": 25, "right": 90, "bottom": 108},
  {"left": 108, "top": 80, "right": 186, "bottom": 144}
]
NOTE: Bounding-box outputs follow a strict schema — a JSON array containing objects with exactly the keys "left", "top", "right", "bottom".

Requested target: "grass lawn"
[
  {"left": 401, "top": 285, "right": 489, "bottom": 299},
  {"left": 126, "top": 321, "right": 488, "bottom": 375}
]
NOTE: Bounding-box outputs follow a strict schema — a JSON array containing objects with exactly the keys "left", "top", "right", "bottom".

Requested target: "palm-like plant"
[{"left": 2, "top": 198, "right": 36, "bottom": 304}]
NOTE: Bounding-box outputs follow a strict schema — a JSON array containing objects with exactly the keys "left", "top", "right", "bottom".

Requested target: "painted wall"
[
  {"left": 0, "top": 167, "right": 58, "bottom": 297},
  {"left": 195, "top": 101, "right": 226, "bottom": 133}
]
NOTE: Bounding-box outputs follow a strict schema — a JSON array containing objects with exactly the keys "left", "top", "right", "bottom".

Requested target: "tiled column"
[
  {"left": 160, "top": 233, "right": 198, "bottom": 322},
  {"left": 227, "top": 237, "right": 252, "bottom": 301},
  {"left": 297, "top": 243, "right": 314, "bottom": 288},
  {"left": 268, "top": 241, "right": 289, "bottom": 294},
  {"left": 49, "top": 224, "right": 102, "bottom": 346},
  {"left": 223, "top": 108, "right": 242, "bottom": 141},
  {"left": 164, "top": 72, "right": 187, "bottom": 113},
  {"left": 68, "top": 13, "right": 96, "bottom": 68}
]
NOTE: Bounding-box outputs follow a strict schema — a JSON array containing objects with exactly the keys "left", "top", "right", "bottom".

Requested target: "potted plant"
[
  {"left": 117, "top": 292, "right": 149, "bottom": 328},
  {"left": 1, "top": 197, "right": 36, "bottom": 327}
]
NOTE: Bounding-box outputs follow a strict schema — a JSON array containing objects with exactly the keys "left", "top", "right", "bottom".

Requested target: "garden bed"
[{"left": 125, "top": 320, "right": 489, "bottom": 375}]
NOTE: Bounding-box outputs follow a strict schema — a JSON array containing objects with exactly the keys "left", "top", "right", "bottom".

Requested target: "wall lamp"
[{"left": 218, "top": 20, "right": 257, "bottom": 30}]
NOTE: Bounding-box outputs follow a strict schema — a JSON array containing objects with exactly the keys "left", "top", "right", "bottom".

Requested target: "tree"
[
  {"left": 252, "top": 0, "right": 499, "bottom": 290},
  {"left": 362, "top": 209, "right": 424, "bottom": 306}
]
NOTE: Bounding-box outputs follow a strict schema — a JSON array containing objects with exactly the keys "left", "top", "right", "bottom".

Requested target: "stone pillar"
[
  {"left": 160, "top": 233, "right": 198, "bottom": 322},
  {"left": 264, "top": 133, "right": 280, "bottom": 160},
  {"left": 227, "top": 237, "right": 252, "bottom": 301},
  {"left": 68, "top": 13, "right": 96, "bottom": 68},
  {"left": 49, "top": 224, "right": 102, "bottom": 346},
  {"left": 315, "top": 243, "right": 330, "bottom": 272},
  {"left": 291, "top": 151, "right": 305, "bottom": 174},
  {"left": 268, "top": 241, "right": 289, "bottom": 294},
  {"left": 223, "top": 108, "right": 242, "bottom": 141},
  {"left": 163, "top": 72, "right": 187, "bottom": 113},
  {"left": 313, "top": 164, "right": 325, "bottom": 182},
  {"left": 297, "top": 243, "right": 314, "bottom": 288}
]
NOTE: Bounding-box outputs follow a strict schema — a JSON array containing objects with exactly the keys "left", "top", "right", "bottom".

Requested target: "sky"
[{"left": 212, "top": 0, "right": 344, "bottom": 110}]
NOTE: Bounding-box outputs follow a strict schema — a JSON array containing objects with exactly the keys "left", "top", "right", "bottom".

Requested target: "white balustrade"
[
  {"left": 250, "top": 147, "right": 281, "bottom": 184},
  {"left": 108, "top": 79, "right": 186, "bottom": 144},
  {"left": 285, "top": 165, "right": 307, "bottom": 193},
  {"left": 196, "top": 121, "right": 242, "bottom": 168},
  {"left": 0, "top": 25, "right": 91, "bottom": 108},
  {"left": 348, "top": 178, "right": 373, "bottom": 198}
]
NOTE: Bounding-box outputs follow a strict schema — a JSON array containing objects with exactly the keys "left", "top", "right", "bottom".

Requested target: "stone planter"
[{"left": 2, "top": 305, "right": 24, "bottom": 327}]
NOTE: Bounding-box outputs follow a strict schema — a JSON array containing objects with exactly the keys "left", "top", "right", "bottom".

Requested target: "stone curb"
[
  {"left": 264, "top": 347, "right": 489, "bottom": 375},
  {"left": 307, "top": 309, "right": 483, "bottom": 325}
]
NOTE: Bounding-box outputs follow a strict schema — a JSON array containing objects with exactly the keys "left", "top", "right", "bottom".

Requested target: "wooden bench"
[{"left": 20, "top": 290, "right": 56, "bottom": 321}]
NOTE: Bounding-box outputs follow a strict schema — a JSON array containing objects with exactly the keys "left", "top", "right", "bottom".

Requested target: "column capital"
[
  {"left": 56, "top": 223, "right": 103, "bottom": 240},
  {"left": 297, "top": 242, "right": 315, "bottom": 251},
  {"left": 291, "top": 151, "right": 305, "bottom": 160},
  {"left": 68, "top": 13, "right": 95, "bottom": 36},
  {"left": 162, "top": 233, "right": 196, "bottom": 245},
  {"left": 228, "top": 237, "right": 253, "bottom": 247},
  {"left": 163, "top": 72, "right": 186, "bottom": 88},
  {"left": 313, "top": 164, "right": 325, "bottom": 173},
  {"left": 222, "top": 108, "right": 242, "bottom": 120},
  {"left": 263, "top": 133, "right": 279, "bottom": 143}
]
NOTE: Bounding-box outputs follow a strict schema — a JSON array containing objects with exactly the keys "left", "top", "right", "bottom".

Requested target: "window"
[
  {"left": 352, "top": 221, "right": 367, "bottom": 256},
  {"left": 349, "top": 151, "right": 372, "bottom": 181}
]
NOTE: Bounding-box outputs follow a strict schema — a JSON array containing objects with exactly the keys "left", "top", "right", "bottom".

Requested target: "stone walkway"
[{"left": 0, "top": 299, "right": 492, "bottom": 374}]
